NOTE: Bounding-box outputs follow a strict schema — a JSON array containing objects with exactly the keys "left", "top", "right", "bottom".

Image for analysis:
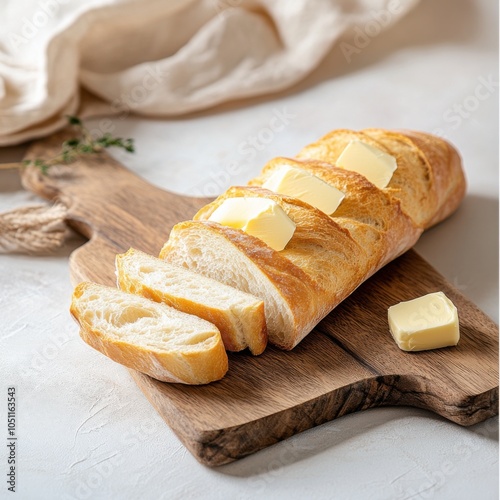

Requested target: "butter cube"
[
  {"left": 388, "top": 292, "right": 460, "bottom": 352},
  {"left": 262, "top": 165, "right": 345, "bottom": 215},
  {"left": 208, "top": 197, "right": 296, "bottom": 251},
  {"left": 336, "top": 140, "right": 397, "bottom": 189}
]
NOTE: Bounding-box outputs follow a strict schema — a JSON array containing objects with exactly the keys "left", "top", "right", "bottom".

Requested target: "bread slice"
[
  {"left": 115, "top": 248, "right": 267, "bottom": 355},
  {"left": 70, "top": 282, "right": 228, "bottom": 384}
]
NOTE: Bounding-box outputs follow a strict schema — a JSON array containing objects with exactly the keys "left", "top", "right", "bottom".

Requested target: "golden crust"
[
  {"left": 70, "top": 282, "right": 229, "bottom": 385},
  {"left": 394, "top": 130, "right": 466, "bottom": 228}
]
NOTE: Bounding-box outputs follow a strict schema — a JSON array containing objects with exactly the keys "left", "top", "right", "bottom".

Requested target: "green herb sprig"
[{"left": 23, "top": 116, "right": 135, "bottom": 174}]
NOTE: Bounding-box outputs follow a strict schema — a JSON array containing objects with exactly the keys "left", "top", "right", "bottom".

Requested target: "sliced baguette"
[
  {"left": 160, "top": 129, "right": 466, "bottom": 351},
  {"left": 115, "top": 248, "right": 267, "bottom": 355},
  {"left": 70, "top": 282, "right": 228, "bottom": 384}
]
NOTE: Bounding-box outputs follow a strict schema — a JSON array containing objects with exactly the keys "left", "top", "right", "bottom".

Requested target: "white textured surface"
[{"left": 1, "top": 0, "right": 498, "bottom": 498}]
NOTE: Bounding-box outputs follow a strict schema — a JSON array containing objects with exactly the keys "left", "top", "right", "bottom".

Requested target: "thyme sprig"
[{"left": 23, "top": 116, "right": 135, "bottom": 174}]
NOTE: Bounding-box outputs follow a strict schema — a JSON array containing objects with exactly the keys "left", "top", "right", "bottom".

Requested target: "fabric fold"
[{"left": 0, "top": 0, "right": 419, "bottom": 145}]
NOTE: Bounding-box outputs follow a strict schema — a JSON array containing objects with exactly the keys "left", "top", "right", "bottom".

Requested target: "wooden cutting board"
[{"left": 21, "top": 131, "right": 499, "bottom": 467}]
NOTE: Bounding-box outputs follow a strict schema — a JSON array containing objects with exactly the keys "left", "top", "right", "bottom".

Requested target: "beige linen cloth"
[{"left": 0, "top": 0, "right": 418, "bottom": 146}]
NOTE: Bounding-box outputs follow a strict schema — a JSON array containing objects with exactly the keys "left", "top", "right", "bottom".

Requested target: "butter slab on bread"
[
  {"left": 160, "top": 129, "right": 466, "bottom": 350},
  {"left": 116, "top": 248, "right": 267, "bottom": 355},
  {"left": 70, "top": 282, "right": 228, "bottom": 384}
]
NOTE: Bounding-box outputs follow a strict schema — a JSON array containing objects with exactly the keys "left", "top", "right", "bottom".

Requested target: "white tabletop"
[{"left": 1, "top": 1, "right": 498, "bottom": 498}]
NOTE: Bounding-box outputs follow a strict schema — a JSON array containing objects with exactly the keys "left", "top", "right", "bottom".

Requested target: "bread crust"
[
  {"left": 160, "top": 129, "right": 466, "bottom": 350},
  {"left": 393, "top": 130, "right": 466, "bottom": 228},
  {"left": 70, "top": 282, "right": 229, "bottom": 385}
]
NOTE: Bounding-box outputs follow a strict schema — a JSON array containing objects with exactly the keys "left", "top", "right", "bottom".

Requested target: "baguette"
[
  {"left": 160, "top": 129, "right": 466, "bottom": 350},
  {"left": 70, "top": 282, "right": 228, "bottom": 384},
  {"left": 115, "top": 248, "right": 267, "bottom": 355}
]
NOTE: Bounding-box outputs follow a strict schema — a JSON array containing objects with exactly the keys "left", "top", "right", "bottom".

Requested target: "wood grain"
[{"left": 21, "top": 130, "right": 499, "bottom": 466}]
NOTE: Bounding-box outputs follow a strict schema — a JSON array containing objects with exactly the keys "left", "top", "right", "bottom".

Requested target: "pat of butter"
[
  {"left": 208, "top": 197, "right": 296, "bottom": 251},
  {"left": 262, "top": 165, "right": 345, "bottom": 215},
  {"left": 388, "top": 292, "right": 460, "bottom": 352},
  {"left": 336, "top": 140, "right": 397, "bottom": 189}
]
